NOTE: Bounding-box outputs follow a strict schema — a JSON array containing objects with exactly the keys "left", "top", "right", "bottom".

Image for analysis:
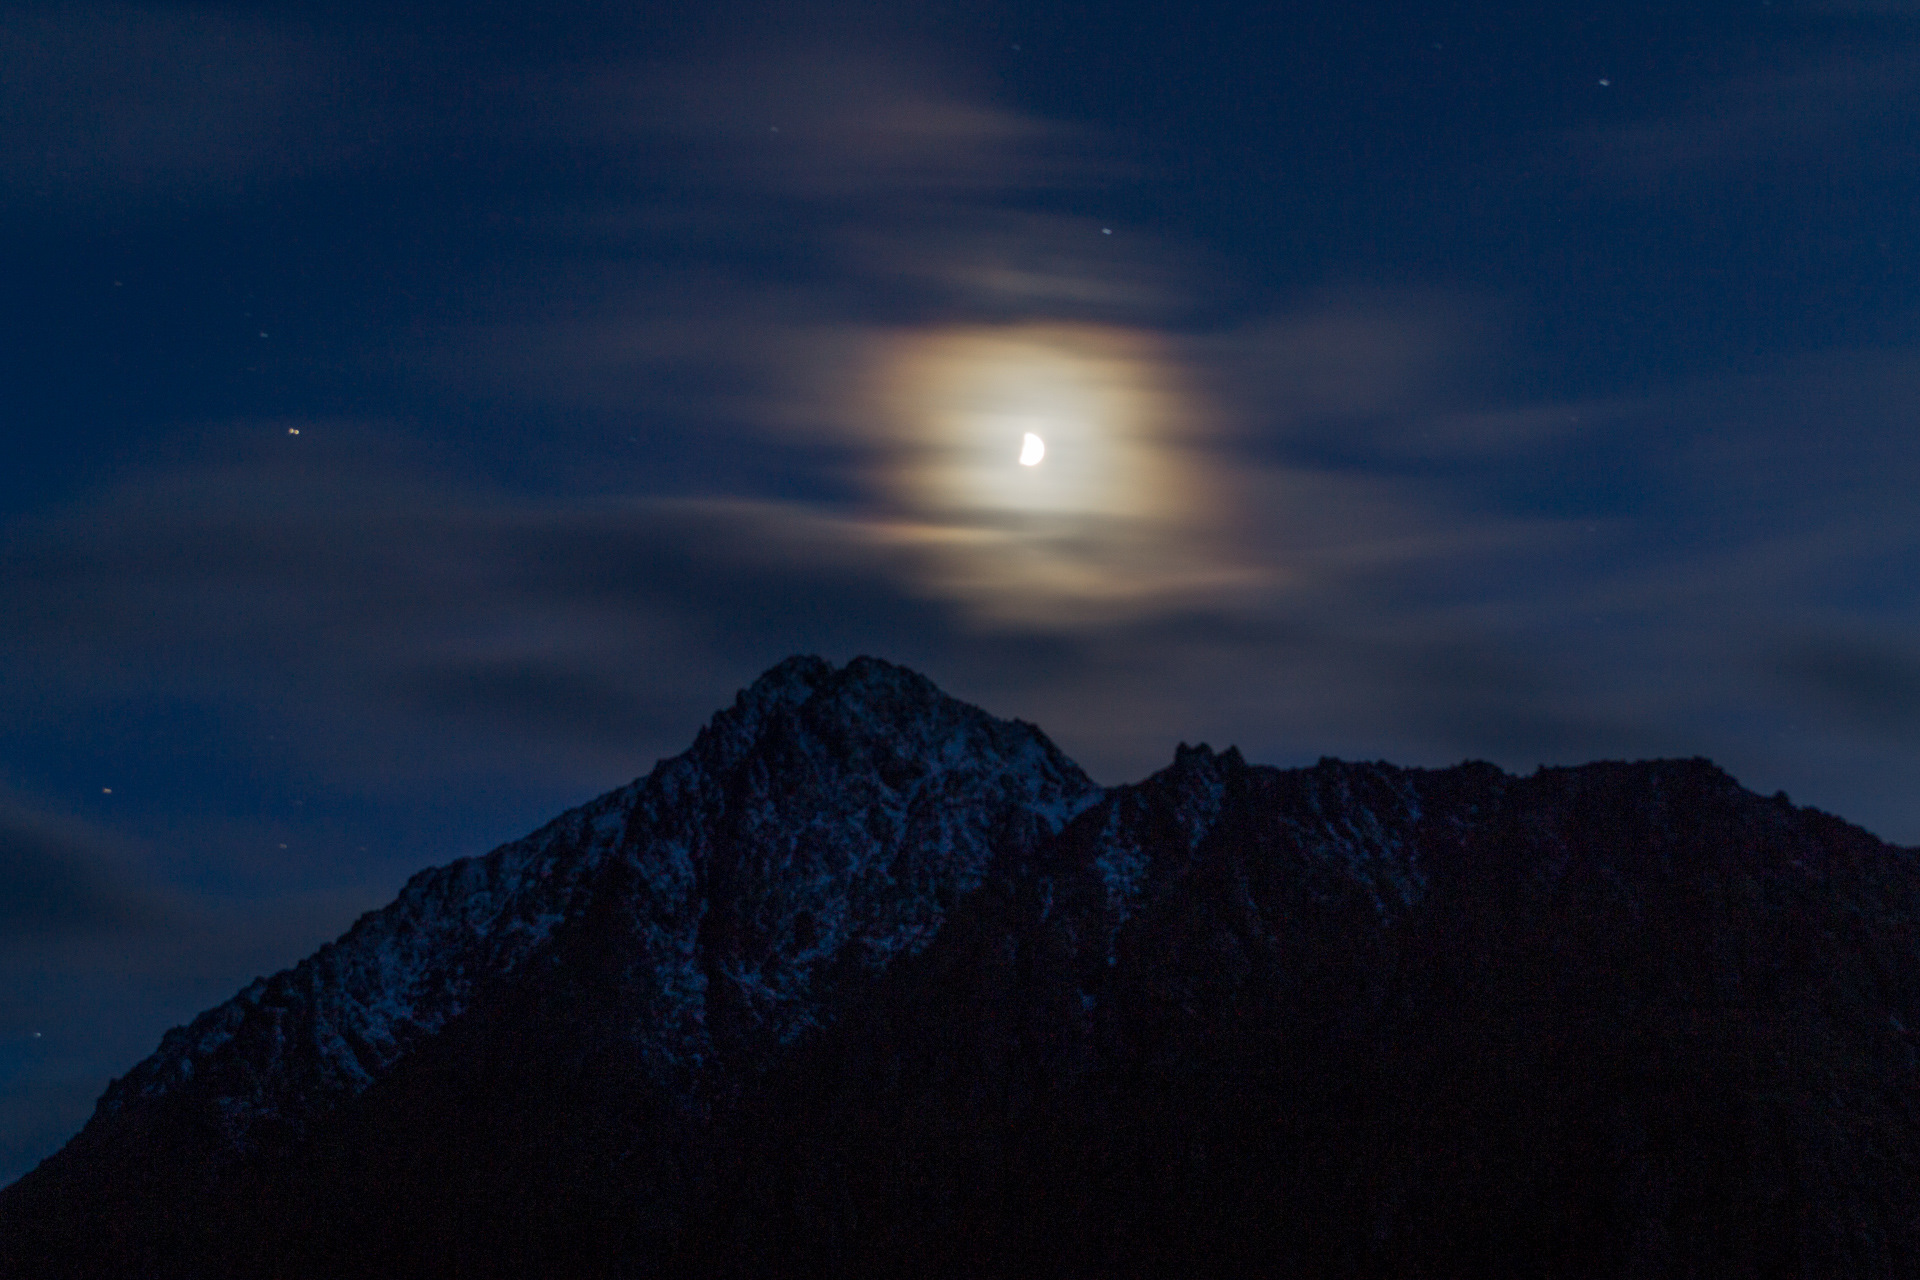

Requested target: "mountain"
[{"left": 3, "top": 655, "right": 1918, "bottom": 1278}]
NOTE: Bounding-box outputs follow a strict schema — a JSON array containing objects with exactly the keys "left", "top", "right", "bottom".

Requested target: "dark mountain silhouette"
[{"left": 3, "top": 655, "right": 1917, "bottom": 1278}]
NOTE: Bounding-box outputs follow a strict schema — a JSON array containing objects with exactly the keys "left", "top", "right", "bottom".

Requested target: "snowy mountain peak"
[{"left": 81, "top": 655, "right": 1100, "bottom": 1154}]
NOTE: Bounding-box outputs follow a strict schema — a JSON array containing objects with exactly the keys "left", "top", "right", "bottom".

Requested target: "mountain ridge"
[{"left": 4, "top": 655, "right": 1917, "bottom": 1278}]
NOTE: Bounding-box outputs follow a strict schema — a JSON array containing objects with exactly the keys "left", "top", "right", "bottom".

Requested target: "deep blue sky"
[{"left": 6, "top": 0, "right": 1920, "bottom": 1184}]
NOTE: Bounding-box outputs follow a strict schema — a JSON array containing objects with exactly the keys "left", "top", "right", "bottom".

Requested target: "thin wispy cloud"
[{"left": 572, "top": 48, "right": 1116, "bottom": 200}]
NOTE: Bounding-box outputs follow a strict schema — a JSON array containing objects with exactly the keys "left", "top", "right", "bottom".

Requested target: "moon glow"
[
  {"left": 870, "top": 323, "right": 1189, "bottom": 522},
  {"left": 860, "top": 322, "right": 1235, "bottom": 620}
]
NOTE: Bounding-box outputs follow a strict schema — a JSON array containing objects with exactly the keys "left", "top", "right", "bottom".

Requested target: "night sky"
[{"left": 5, "top": 0, "right": 1920, "bottom": 1185}]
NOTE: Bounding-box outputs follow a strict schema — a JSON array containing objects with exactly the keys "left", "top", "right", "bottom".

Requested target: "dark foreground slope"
[
  {"left": 703, "top": 749, "right": 1920, "bottom": 1278},
  {"left": 4, "top": 658, "right": 1918, "bottom": 1278}
]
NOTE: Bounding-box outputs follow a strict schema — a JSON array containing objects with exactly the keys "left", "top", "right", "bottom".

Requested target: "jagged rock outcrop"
[{"left": 3, "top": 656, "right": 1917, "bottom": 1279}]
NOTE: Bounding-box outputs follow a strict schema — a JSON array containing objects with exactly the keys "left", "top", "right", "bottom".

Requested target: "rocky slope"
[
  {"left": 3, "top": 656, "right": 1917, "bottom": 1278},
  {"left": 0, "top": 655, "right": 1098, "bottom": 1275}
]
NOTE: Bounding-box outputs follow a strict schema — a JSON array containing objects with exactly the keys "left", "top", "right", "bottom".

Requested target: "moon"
[{"left": 1019, "top": 432, "right": 1046, "bottom": 466}]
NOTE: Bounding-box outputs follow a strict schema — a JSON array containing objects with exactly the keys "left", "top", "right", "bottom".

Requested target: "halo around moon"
[
  {"left": 852, "top": 321, "right": 1242, "bottom": 619},
  {"left": 867, "top": 322, "right": 1204, "bottom": 520}
]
